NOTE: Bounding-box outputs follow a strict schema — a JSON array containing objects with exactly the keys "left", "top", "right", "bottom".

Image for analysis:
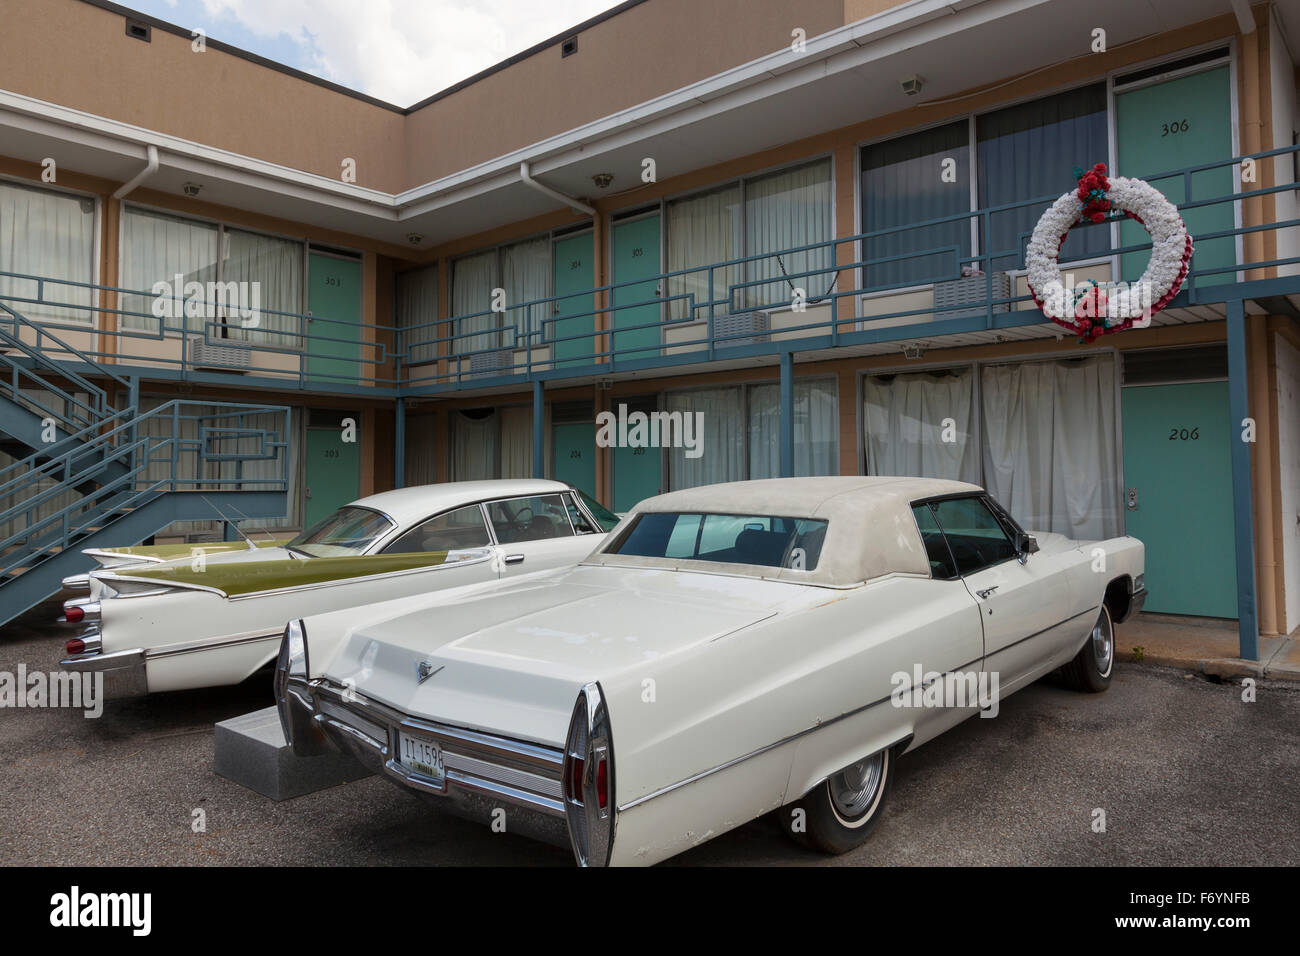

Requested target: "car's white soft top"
[
  {"left": 583, "top": 476, "right": 984, "bottom": 588},
  {"left": 348, "top": 479, "right": 575, "bottom": 527}
]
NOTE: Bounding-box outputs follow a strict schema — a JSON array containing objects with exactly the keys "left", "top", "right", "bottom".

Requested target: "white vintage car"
[
  {"left": 59, "top": 479, "right": 618, "bottom": 698},
  {"left": 276, "top": 476, "right": 1146, "bottom": 866}
]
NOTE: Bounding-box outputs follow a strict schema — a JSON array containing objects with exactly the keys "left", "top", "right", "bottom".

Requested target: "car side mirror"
[{"left": 1015, "top": 532, "right": 1039, "bottom": 557}]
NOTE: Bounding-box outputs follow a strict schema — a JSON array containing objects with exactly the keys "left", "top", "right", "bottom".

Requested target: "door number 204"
[{"left": 1169, "top": 426, "right": 1200, "bottom": 440}]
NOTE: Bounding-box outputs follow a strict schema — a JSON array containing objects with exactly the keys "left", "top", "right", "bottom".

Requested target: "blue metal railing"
[{"left": 0, "top": 144, "right": 1298, "bottom": 400}]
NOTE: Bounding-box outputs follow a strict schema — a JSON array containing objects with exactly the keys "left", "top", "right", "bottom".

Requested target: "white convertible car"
[
  {"left": 276, "top": 476, "right": 1145, "bottom": 866},
  {"left": 59, "top": 479, "right": 618, "bottom": 697}
]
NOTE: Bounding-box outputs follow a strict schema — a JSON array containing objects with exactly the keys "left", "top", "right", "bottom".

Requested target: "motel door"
[
  {"left": 1115, "top": 64, "right": 1235, "bottom": 292},
  {"left": 1121, "top": 381, "right": 1236, "bottom": 618},
  {"left": 611, "top": 214, "right": 661, "bottom": 359},
  {"left": 611, "top": 395, "right": 662, "bottom": 513},
  {"left": 553, "top": 231, "right": 595, "bottom": 367},
  {"left": 307, "top": 251, "right": 362, "bottom": 384},
  {"left": 303, "top": 412, "right": 361, "bottom": 530},
  {"left": 552, "top": 402, "right": 596, "bottom": 496}
]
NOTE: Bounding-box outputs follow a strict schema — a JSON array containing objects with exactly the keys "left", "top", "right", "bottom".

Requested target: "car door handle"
[
  {"left": 976, "top": 586, "right": 999, "bottom": 599},
  {"left": 504, "top": 554, "right": 525, "bottom": 565}
]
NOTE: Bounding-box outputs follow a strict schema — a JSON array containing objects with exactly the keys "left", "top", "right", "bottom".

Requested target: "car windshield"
[
  {"left": 577, "top": 490, "right": 621, "bottom": 532},
  {"left": 286, "top": 506, "right": 395, "bottom": 558},
  {"left": 610, "top": 512, "right": 828, "bottom": 571}
]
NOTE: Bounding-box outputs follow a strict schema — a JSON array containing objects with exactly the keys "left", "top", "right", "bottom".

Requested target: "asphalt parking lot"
[{"left": 2, "top": 604, "right": 1298, "bottom": 866}]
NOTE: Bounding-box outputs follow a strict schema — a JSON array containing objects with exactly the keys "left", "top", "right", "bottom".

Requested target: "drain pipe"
[
  {"left": 519, "top": 161, "right": 595, "bottom": 217},
  {"left": 113, "top": 145, "right": 159, "bottom": 200}
]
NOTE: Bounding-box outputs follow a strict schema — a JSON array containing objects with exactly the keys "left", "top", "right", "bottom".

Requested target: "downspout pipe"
[
  {"left": 113, "top": 144, "right": 159, "bottom": 200},
  {"left": 519, "top": 161, "right": 595, "bottom": 217}
]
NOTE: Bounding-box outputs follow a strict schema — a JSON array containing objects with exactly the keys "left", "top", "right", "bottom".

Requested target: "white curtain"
[
  {"left": 0, "top": 181, "right": 95, "bottom": 325},
  {"left": 451, "top": 410, "right": 498, "bottom": 479},
  {"left": 499, "top": 406, "right": 534, "bottom": 478},
  {"left": 134, "top": 397, "right": 211, "bottom": 535},
  {"left": 863, "top": 369, "right": 979, "bottom": 482},
  {"left": 403, "top": 414, "right": 436, "bottom": 487},
  {"left": 451, "top": 250, "right": 497, "bottom": 354},
  {"left": 396, "top": 265, "right": 438, "bottom": 365},
  {"left": 120, "top": 208, "right": 219, "bottom": 333},
  {"left": 665, "top": 387, "right": 744, "bottom": 489},
  {"left": 223, "top": 407, "right": 302, "bottom": 530},
  {"left": 749, "top": 379, "right": 839, "bottom": 479},
  {"left": 980, "top": 356, "right": 1120, "bottom": 539},
  {"left": 501, "top": 237, "right": 550, "bottom": 341},
  {"left": 666, "top": 184, "right": 740, "bottom": 321},
  {"left": 745, "top": 160, "right": 834, "bottom": 309},
  {"left": 221, "top": 229, "right": 303, "bottom": 347}
]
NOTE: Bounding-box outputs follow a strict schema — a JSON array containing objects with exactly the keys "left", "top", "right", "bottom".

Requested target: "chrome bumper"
[
  {"left": 278, "top": 676, "right": 569, "bottom": 847},
  {"left": 58, "top": 647, "right": 148, "bottom": 699}
]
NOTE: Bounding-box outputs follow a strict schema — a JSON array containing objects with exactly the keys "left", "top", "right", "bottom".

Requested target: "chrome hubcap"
[
  {"left": 829, "top": 752, "right": 884, "bottom": 819},
  {"left": 1092, "top": 611, "right": 1113, "bottom": 675}
]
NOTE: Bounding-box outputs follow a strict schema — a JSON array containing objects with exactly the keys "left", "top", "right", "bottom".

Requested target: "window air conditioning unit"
[
  {"left": 191, "top": 341, "right": 251, "bottom": 371},
  {"left": 715, "top": 310, "right": 771, "bottom": 347},
  {"left": 934, "top": 271, "right": 1011, "bottom": 320},
  {"left": 467, "top": 348, "right": 515, "bottom": 377}
]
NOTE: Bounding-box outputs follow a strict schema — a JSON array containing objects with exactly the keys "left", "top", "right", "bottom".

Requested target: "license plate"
[{"left": 398, "top": 731, "right": 444, "bottom": 783}]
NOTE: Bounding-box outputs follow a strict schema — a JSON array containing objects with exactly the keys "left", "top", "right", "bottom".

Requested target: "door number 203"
[{"left": 1169, "top": 426, "right": 1200, "bottom": 440}]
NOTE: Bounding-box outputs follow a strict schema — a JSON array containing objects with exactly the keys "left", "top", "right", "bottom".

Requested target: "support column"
[
  {"left": 1226, "top": 299, "right": 1259, "bottom": 660},
  {"left": 532, "top": 380, "right": 545, "bottom": 479},
  {"left": 394, "top": 397, "right": 406, "bottom": 489},
  {"left": 780, "top": 351, "right": 794, "bottom": 478}
]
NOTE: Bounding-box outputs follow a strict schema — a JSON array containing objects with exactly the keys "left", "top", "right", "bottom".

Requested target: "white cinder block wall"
[{"left": 1275, "top": 335, "right": 1300, "bottom": 635}]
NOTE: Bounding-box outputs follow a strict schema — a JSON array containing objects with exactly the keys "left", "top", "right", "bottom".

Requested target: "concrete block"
[{"left": 215, "top": 706, "right": 373, "bottom": 801}]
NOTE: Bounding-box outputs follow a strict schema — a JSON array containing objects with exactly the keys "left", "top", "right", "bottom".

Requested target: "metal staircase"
[{"left": 0, "top": 301, "right": 291, "bottom": 627}]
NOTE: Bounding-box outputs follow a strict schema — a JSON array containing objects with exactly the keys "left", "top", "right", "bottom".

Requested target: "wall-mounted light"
[
  {"left": 899, "top": 75, "right": 925, "bottom": 96},
  {"left": 182, "top": 182, "right": 201, "bottom": 197},
  {"left": 902, "top": 343, "right": 925, "bottom": 360},
  {"left": 406, "top": 233, "right": 424, "bottom": 246},
  {"left": 592, "top": 173, "right": 614, "bottom": 189}
]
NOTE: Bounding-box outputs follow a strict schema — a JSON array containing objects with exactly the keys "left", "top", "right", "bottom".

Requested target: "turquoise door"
[
  {"left": 1116, "top": 67, "right": 1235, "bottom": 293},
  {"left": 1121, "top": 381, "right": 1236, "bottom": 618},
  {"left": 612, "top": 397, "right": 662, "bottom": 512},
  {"left": 611, "top": 215, "right": 661, "bottom": 360},
  {"left": 304, "top": 426, "right": 361, "bottom": 529},
  {"left": 553, "top": 422, "right": 595, "bottom": 495},
  {"left": 307, "top": 253, "right": 362, "bottom": 384},
  {"left": 552, "top": 232, "right": 595, "bottom": 367}
]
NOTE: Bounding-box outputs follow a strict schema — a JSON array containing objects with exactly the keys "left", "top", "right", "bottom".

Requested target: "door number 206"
[{"left": 1169, "top": 426, "right": 1200, "bottom": 440}]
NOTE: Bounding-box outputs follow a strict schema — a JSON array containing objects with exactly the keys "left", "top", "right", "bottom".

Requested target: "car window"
[
  {"left": 612, "top": 512, "right": 827, "bottom": 571},
  {"left": 563, "top": 493, "right": 599, "bottom": 535},
  {"left": 576, "top": 489, "right": 620, "bottom": 531},
  {"left": 287, "top": 506, "right": 395, "bottom": 557},
  {"left": 927, "top": 497, "right": 1018, "bottom": 575},
  {"left": 486, "top": 494, "right": 575, "bottom": 544},
  {"left": 383, "top": 505, "right": 492, "bottom": 554},
  {"left": 912, "top": 503, "right": 958, "bottom": 580}
]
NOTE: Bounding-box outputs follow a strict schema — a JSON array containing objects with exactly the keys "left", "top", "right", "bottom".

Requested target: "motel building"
[{"left": 0, "top": 0, "right": 1298, "bottom": 661}]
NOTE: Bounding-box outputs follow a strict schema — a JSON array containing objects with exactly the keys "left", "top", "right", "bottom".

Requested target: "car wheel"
[
  {"left": 1061, "top": 604, "right": 1115, "bottom": 693},
  {"left": 782, "top": 747, "right": 893, "bottom": 855}
]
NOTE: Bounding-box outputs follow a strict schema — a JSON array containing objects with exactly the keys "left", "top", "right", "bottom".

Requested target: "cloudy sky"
[{"left": 129, "top": 0, "right": 624, "bottom": 106}]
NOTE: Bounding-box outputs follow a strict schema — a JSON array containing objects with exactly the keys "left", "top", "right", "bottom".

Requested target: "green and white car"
[{"left": 59, "top": 479, "right": 618, "bottom": 698}]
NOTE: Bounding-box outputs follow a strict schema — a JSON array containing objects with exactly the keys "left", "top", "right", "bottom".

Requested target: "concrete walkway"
[{"left": 1117, "top": 611, "right": 1300, "bottom": 681}]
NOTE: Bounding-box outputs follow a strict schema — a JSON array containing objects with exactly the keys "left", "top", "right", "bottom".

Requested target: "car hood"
[{"left": 321, "top": 565, "right": 803, "bottom": 746}]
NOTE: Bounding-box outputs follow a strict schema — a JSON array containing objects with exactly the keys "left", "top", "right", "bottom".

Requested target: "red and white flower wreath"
[{"left": 1026, "top": 163, "right": 1193, "bottom": 342}]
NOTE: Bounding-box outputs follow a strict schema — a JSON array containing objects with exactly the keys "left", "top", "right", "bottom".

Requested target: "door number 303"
[{"left": 1169, "top": 426, "right": 1200, "bottom": 440}]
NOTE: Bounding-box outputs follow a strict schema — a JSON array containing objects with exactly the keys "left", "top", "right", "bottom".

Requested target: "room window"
[
  {"left": 449, "top": 406, "right": 534, "bottom": 480},
  {"left": 120, "top": 207, "right": 305, "bottom": 346},
  {"left": 0, "top": 181, "right": 96, "bottom": 325},
  {"left": 665, "top": 159, "right": 833, "bottom": 319},
  {"left": 451, "top": 235, "right": 551, "bottom": 354},
  {"left": 396, "top": 265, "right": 438, "bottom": 365}
]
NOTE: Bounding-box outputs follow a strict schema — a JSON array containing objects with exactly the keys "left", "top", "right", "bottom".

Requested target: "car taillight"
[
  {"left": 66, "top": 638, "right": 85, "bottom": 655},
  {"left": 64, "top": 606, "right": 84, "bottom": 623},
  {"left": 562, "top": 681, "right": 615, "bottom": 866}
]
